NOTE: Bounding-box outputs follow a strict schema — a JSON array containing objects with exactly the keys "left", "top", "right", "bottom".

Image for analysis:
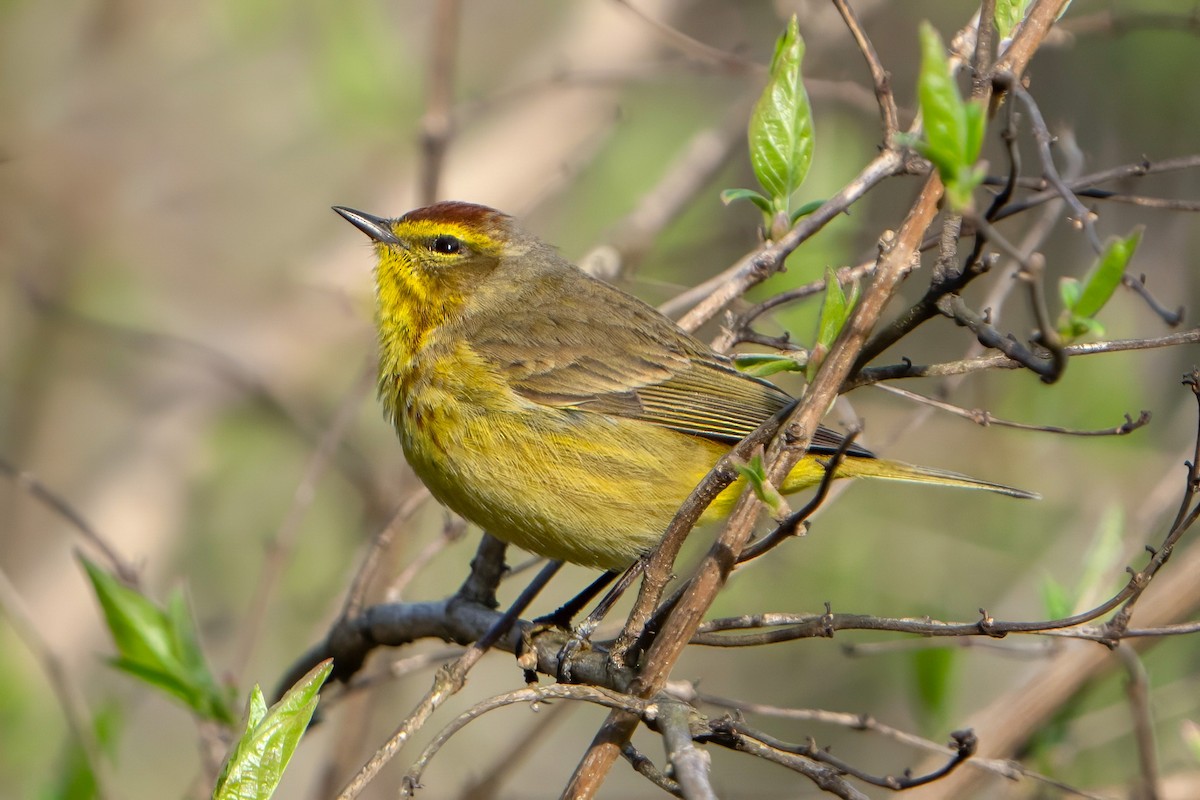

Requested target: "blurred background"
[{"left": 2, "top": 0, "right": 1199, "bottom": 797}]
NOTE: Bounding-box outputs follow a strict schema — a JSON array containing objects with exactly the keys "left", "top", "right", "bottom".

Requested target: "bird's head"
[
  {"left": 333, "top": 201, "right": 541, "bottom": 301},
  {"left": 335, "top": 201, "right": 552, "bottom": 358}
]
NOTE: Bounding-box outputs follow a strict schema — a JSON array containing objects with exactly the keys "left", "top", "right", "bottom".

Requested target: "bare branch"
[
  {"left": 874, "top": 383, "right": 1152, "bottom": 437},
  {"left": 659, "top": 698, "right": 716, "bottom": 800},
  {"left": 0, "top": 456, "right": 138, "bottom": 585},
  {"left": 417, "top": 0, "right": 462, "bottom": 205},
  {"left": 833, "top": 0, "right": 899, "bottom": 142},
  {"left": 335, "top": 559, "right": 563, "bottom": 800},
  {"left": 1116, "top": 647, "right": 1160, "bottom": 800},
  {"left": 0, "top": 567, "right": 116, "bottom": 800}
]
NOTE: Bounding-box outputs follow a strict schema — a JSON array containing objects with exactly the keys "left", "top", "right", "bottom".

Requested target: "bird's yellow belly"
[{"left": 392, "top": 351, "right": 733, "bottom": 571}]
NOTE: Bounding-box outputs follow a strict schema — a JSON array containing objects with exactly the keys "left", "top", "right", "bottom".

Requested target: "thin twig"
[
  {"left": 850, "top": 328, "right": 1200, "bottom": 387},
  {"left": 621, "top": 743, "right": 683, "bottom": 797},
  {"left": 400, "top": 683, "right": 654, "bottom": 797},
  {"left": 833, "top": 0, "right": 899, "bottom": 141},
  {"left": 460, "top": 700, "right": 576, "bottom": 800},
  {"left": 336, "top": 559, "right": 563, "bottom": 800},
  {"left": 1116, "top": 647, "right": 1160, "bottom": 800},
  {"left": 1004, "top": 79, "right": 1103, "bottom": 252},
  {"left": 709, "top": 725, "right": 869, "bottom": 799},
  {"left": 714, "top": 718, "right": 976, "bottom": 791},
  {"left": 874, "top": 383, "right": 1151, "bottom": 436},
  {"left": 417, "top": 0, "right": 461, "bottom": 205},
  {"left": 736, "top": 428, "right": 860, "bottom": 564},
  {"left": 341, "top": 487, "right": 431, "bottom": 620},
  {"left": 609, "top": 0, "right": 762, "bottom": 74},
  {"left": 0, "top": 566, "right": 116, "bottom": 800},
  {"left": 388, "top": 515, "right": 469, "bottom": 601},
  {"left": 682, "top": 686, "right": 1108, "bottom": 798},
  {"left": 594, "top": 94, "right": 752, "bottom": 277},
  {"left": 661, "top": 149, "right": 904, "bottom": 329},
  {"left": 0, "top": 457, "right": 138, "bottom": 585}
]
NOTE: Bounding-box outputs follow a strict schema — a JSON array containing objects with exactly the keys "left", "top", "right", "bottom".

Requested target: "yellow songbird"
[{"left": 335, "top": 202, "right": 1035, "bottom": 572}]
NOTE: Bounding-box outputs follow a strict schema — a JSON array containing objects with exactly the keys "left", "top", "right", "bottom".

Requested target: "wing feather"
[{"left": 464, "top": 265, "right": 873, "bottom": 459}]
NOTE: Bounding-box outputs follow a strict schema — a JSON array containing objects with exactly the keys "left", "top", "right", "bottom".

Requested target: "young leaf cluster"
[
  {"left": 82, "top": 558, "right": 235, "bottom": 725},
  {"left": 213, "top": 661, "right": 332, "bottom": 800},
  {"left": 1058, "top": 227, "right": 1143, "bottom": 340},
  {"left": 912, "top": 22, "right": 987, "bottom": 211},
  {"left": 722, "top": 15, "right": 815, "bottom": 239}
]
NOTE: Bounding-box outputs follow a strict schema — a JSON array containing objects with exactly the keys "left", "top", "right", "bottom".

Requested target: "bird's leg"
[
  {"left": 524, "top": 569, "right": 615, "bottom": 683},
  {"left": 554, "top": 560, "right": 645, "bottom": 682},
  {"left": 534, "top": 569, "right": 619, "bottom": 630}
]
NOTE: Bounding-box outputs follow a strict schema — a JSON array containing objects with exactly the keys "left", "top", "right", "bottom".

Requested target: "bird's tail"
[{"left": 782, "top": 455, "right": 1039, "bottom": 499}]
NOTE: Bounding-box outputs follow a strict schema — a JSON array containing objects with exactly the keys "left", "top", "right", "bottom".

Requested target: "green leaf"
[
  {"left": 994, "top": 0, "right": 1029, "bottom": 40},
  {"left": 789, "top": 198, "right": 825, "bottom": 223},
  {"left": 732, "top": 353, "right": 807, "bottom": 378},
  {"left": 213, "top": 660, "right": 333, "bottom": 800},
  {"left": 806, "top": 267, "right": 859, "bottom": 381},
  {"left": 720, "top": 188, "right": 773, "bottom": 214},
  {"left": 733, "top": 454, "right": 789, "bottom": 518},
  {"left": 747, "top": 15, "right": 814, "bottom": 222},
  {"left": 1057, "top": 226, "right": 1142, "bottom": 341},
  {"left": 1058, "top": 277, "right": 1081, "bottom": 310},
  {"left": 915, "top": 22, "right": 987, "bottom": 210},
  {"left": 910, "top": 646, "right": 956, "bottom": 731},
  {"left": 81, "top": 558, "right": 235, "bottom": 724},
  {"left": 1074, "top": 227, "right": 1143, "bottom": 318}
]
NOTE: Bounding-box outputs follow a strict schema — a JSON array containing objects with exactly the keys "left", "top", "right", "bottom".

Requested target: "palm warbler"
[{"left": 334, "top": 202, "right": 1035, "bottom": 571}]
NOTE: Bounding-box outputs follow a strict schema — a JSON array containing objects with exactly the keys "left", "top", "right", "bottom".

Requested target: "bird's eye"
[{"left": 430, "top": 235, "right": 463, "bottom": 255}]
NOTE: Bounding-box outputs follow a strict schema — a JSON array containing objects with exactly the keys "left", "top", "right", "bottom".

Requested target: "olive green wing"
[{"left": 468, "top": 267, "right": 871, "bottom": 457}]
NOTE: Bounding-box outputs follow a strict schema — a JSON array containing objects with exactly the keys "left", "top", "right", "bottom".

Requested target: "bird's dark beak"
[{"left": 332, "top": 206, "right": 402, "bottom": 246}]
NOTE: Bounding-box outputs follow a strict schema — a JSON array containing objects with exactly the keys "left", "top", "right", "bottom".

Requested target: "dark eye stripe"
[{"left": 430, "top": 235, "right": 462, "bottom": 255}]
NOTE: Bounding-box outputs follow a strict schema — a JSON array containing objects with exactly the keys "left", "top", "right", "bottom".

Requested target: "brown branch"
[
  {"left": 659, "top": 698, "right": 717, "bottom": 800},
  {"left": 684, "top": 686, "right": 1108, "bottom": 798},
  {"left": 400, "top": 683, "right": 654, "bottom": 797},
  {"left": 712, "top": 718, "right": 977, "bottom": 791},
  {"left": 874, "top": 383, "right": 1152, "bottom": 437},
  {"left": 850, "top": 328, "right": 1200, "bottom": 387},
  {"left": 833, "top": 0, "right": 899, "bottom": 142},
  {"left": 662, "top": 149, "right": 905, "bottom": 329},
  {"left": 0, "top": 456, "right": 138, "bottom": 586},
  {"left": 609, "top": 0, "right": 762, "bottom": 74},
  {"left": 335, "top": 559, "right": 562, "bottom": 800},
  {"left": 621, "top": 743, "right": 683, "bottom": 797},
  {"left": 1117, "top": 647, "right": 1160, "bottom": 800},
  {"left": 0, "top": 567, "right": 117, "bottom": 800},
  {"left": 992, "top": 0, "right": 1075, "bottom": 81},
  {"left": 417, "top": 0, "right": 461, "bottom": 205}
]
